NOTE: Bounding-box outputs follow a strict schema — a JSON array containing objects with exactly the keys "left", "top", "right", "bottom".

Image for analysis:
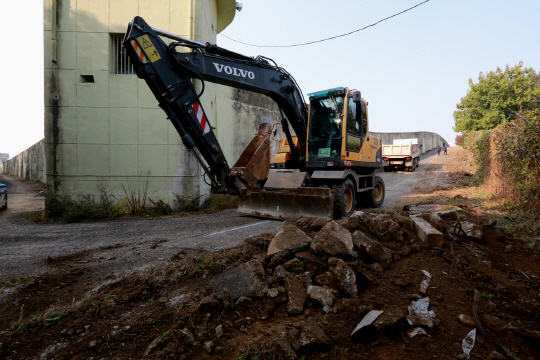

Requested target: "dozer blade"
[{"left": 237, "top": 187, "right": 333, "bottom": 220}]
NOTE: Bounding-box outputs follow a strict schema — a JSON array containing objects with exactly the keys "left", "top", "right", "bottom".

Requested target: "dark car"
[{"left": 0, "top": 183, "right": 7, "bottom": 210}]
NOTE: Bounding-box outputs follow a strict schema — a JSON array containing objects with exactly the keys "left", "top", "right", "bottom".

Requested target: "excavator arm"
[{"left": 123, "top": 16, "right": 308, "bottom": 196}]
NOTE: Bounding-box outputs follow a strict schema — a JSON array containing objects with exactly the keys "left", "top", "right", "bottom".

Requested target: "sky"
[{"left": 2, "top": 0, "right": 540, "bottom": 158}]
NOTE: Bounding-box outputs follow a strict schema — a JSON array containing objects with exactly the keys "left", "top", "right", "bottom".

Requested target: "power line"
[{"left": 219, "top": 0, "right": 431, "bottom": 48}]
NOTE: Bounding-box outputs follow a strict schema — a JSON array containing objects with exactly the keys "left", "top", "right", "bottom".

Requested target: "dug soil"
[{"left": 1, "top": 148, "right": 539, "bottom": 360}]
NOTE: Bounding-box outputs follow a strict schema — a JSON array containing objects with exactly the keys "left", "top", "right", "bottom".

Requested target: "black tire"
[
  {"left": 367, "top": 176, "right": 385, "bottom": 208},
  {"left": 383, "top": 166, "right": 392, "bottom": 172},
  {"left": 410, "top": 164, "right": 415, "bottom": 172},
  {"left": 1, "top": 195, "right": 6, "bottom": 210},
  {"left": 331, "top": 179, "right": 356, "bottom": 219}
]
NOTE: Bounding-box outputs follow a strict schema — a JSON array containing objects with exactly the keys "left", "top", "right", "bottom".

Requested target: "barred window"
[{"left": 111, "top": 34, "right": 134, "bottom": 75}]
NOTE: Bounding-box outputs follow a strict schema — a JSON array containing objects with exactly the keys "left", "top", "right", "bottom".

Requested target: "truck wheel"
[
  {"left": 410, "top": 164, "right": 415, "bottom": 172},
  {"left": 331, "top": 179, "right": 356, "bottom": 219},
  {"left": 367, "top": 176, "right": 385, "bottom": 208}
]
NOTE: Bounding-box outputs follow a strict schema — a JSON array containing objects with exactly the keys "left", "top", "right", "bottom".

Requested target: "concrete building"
[{"left": 43, "top": 0, "right": 280, "bottom": 207}]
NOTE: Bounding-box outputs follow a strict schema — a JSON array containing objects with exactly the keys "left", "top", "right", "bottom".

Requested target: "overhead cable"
[{"left": 219, "top": 0, "right": 431, "bottom": 48}]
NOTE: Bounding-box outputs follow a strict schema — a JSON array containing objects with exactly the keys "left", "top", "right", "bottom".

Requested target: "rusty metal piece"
[
  {"left": 237, "top": 187, "right": 333, "bottom": 220},
  {"left": 230, "top": 123, "right": 272, "bottom": 191}
]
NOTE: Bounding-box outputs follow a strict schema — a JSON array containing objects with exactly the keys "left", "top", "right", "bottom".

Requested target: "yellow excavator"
[{"left": 124, "top": 17, "right": 385, "bottom": 219}]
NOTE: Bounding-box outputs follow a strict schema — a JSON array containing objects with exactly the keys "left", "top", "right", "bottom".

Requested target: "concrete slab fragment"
[{"left": 411, "top": 216, "right": 444, "bottom": 247}]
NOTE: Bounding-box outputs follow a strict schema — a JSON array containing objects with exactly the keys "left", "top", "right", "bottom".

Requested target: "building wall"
[
  {"left": 0, "top": 140, "right": 46, "bottom": 183},
  {"left": 215, "top": 87, "right": 282, "bottom": 166},
  {"left": 370, "top": 131, "right": 449, "bottom": 154},
  {"left": 43, "top": 0, "right": 235, "bottom": 206}
]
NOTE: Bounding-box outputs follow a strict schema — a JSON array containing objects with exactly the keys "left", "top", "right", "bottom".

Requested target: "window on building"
[{"left": 111, "top": 34, "right": 135, "bottom": 75}]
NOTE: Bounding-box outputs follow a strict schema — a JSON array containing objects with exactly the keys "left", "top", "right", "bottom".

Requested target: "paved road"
[
  {"left": 0, "top": 150, "right": 440, "bottom": 280},
  {"left": 377, "top": 149, "right": 440, "bottom": 209},
  {"left": 0, "top": 174, "right": 45, "bottom": 223}
]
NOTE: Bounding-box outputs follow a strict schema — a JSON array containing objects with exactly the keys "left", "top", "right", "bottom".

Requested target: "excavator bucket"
[
  {"left": 237, "top": 171, "right": 334, "bottom": 219},
  {"left": 229, "top": 123, "right": 273, "bottom": 193}
]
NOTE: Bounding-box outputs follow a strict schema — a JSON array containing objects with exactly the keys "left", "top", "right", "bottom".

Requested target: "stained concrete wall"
[
  {"left": 370, "top": 132, "right": 449, "bottom": 154},
  {"left": 43, "top": 0, "right": 236, "bottom": 206},
  {"left": 1, "top": 140, "right": 46, "bottom": 183},
  {"left": 215, "top": 88, "right": 282, "bottom": 165}
]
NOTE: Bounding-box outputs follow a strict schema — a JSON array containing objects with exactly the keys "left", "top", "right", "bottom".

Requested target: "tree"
[
  {"left": 455, "top": 134, "right": 463, "bottom": 146},
  {"left": 453, "top": 62, "right": 540, "bottom": 132}
]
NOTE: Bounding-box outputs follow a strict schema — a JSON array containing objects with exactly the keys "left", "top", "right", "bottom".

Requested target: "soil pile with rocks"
[{"left": 1, "top": 209, "right": 539, "bottom": 360}]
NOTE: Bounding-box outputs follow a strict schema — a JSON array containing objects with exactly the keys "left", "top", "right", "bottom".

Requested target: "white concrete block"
[{"left": 411, "top": 216, "right": 444, "bottom": 247}]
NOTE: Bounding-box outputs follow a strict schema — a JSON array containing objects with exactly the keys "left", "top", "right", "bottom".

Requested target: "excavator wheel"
[
  {"left": 331, "top": 179, "right": 356, "bottom": 219},
  {"left": 366, "top": 176, "right": 385, "bottom": 208}
]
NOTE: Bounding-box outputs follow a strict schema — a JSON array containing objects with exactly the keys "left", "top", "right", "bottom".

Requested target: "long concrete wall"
[
  {"left": 370, "top": 131, "right": 449, "bottom": 154},
  {"left": 0, "top": 139, "right": 46, "bottom": 183}
]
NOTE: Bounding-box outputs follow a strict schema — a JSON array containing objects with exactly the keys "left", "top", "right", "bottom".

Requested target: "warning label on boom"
[{"left": 136, "top": 35, "right": 161, "bottom": 63}]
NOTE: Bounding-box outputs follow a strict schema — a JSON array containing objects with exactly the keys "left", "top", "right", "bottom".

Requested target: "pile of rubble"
[{"left": 169, "top": 209, "right": 483, "bottom": 359}]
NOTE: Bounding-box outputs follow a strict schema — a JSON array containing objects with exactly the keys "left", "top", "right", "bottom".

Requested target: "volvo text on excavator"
[{"left": 123, "top": 17, "right": 385, "bottom": 219}]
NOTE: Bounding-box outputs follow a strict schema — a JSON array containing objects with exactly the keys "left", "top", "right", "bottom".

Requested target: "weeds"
[{"left": 122, "top": 171, "right": 151, "bottom": 215}]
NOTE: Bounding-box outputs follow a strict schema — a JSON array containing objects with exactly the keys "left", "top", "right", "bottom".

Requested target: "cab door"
[{"left": 342, "top": 95, "right": 366, "bottom": 161}]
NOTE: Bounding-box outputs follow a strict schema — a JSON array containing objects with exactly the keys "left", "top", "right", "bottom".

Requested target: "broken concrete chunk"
[
  {"left": 298, "top": 320, "right": 332, "bottom": 350},
  {"left": 178, "top": 328, "right": 196, "bottom": 347},
  {"left": 420, "top": 279, "right": 430, "bottom": 294},
  {"left": 406, "top": 297, "right": 433, "bottom": 328},
  {"left": 351, "top": 230, "right": 372, "bottom": 249},
  {"left": 296, "top": 272, "right": 313, "bottom": 288},
  {"left": 462, "top": 328, "right": 476, "bottom": 358},
  {"left": 309, "top": 217, "right": 331, "bottom": 231},
  {"left": 423, "top": 212, "right": 445, "bottom": 228},
  {"left": 267, "top": 225, "right": 311, "bottom": 256},
  {"left": 358, "top": 240, "right": 392, "bottom": 268},
  {"left": 310, "top": 221, "right": 353, "bottom": 256},
  {"left": 314, "top": 272, "right": 339, "bottom": 292},
  {"left": 285, "top": 275, "right": 307, "bottom": 315},
  {"left": 351, "top": 310, "right": 384, "bottom": 336},
  {"left": 332, "top": 259, "right": 357, "bottom": 297},
  {"left": 372, "top": 305, "right": 406, "bottom": 332},
  {"left": 458, "top": 314, "right": 476, "bottom": 328},
  {"left": 274, "top": 265, "right": 290, "bottom": 281},
  {"left": 204, "top": 340, "right": 214, "bottom": 353},
  {"left": 436, "top": 209, "right": 459, "bottom": 221},
  {"left": 267, "top": 288, "right": 279, "bottom": 298},
  {"left": 275, "top": 336, "right": 298, "bottom": 360},
  {"left": 197, "top": 296, "right": 221, "bottom": 314},
  {"left": 407, "top": 327, "right": 427, "bottom": 338},
  {"left": 215, "top": 325, "right": 223, "bottom": 339},
  {"left": 411, "top": 216, "right": 444, "bottom": 247},
  {"left": 306, "top": 285, "right": 335, "bottom": 307},
  {"left": 210, "top": 259, "right": 268, "bottom": 300}
]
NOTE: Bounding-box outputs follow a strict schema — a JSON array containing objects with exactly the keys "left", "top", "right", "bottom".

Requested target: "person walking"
[
  {"left": 437, "top": 145, "right": 441, "bottom": 155},
  {"left": 444, "top": 146, "right": 448, "bottom": 155}
]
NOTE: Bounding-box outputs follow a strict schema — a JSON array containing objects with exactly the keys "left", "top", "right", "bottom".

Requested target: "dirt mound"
[{"left": 1, "top": 210, "right": 539, "bottom": 360}]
